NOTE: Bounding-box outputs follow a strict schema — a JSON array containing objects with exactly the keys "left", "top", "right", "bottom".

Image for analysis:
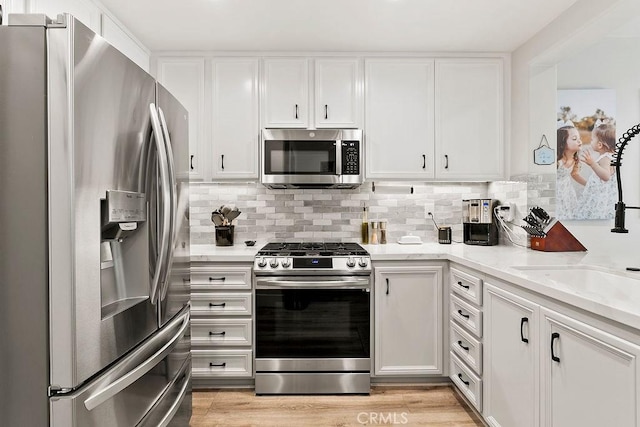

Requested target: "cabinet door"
[
  {"left": 541, "top": 307, "right": 640, "bottom": 427},
  {"left": 211, "top": 58, "right": 259, "bottom": 179},
  {"left": 314, "top": 58, "right": 360, "bottom": 128},
  {"left": 262, "top": 58, "right": 308, "bottom": 128},
  {"left": 156, "top": 58, "right": 206, "bottom": 181},
  {"left": 2, "top": 0, "right": 26, "bottom": 22},
  {"left": 101, "top": 14, "right": 149, "bottom": 72},
  {"left": 374, "top": 265, "right": 443, "bottom": 375},
  {"left": 29, "top": 0, "right": 100, "bottom": 33},
  {"left": 484, "top": 284, "right": 539, "bottom": 427},
  {"left": 434, "top": 59, "right": 504, "bottom": 180},
  {"left": 365, "top": 59, "right": 435, "bottom": 179}
]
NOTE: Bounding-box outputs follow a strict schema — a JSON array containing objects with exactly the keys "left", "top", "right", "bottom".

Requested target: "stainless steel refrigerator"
[{"left": 0, "top": 14, "right": 191, "bottom": 426}]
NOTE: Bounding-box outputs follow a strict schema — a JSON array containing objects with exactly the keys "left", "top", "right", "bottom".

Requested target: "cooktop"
[{"left": 256, "top": 241, "right": 369, "bottom": 257}]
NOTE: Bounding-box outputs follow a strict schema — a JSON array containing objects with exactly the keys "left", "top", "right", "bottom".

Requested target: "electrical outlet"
[{"left": 498, "top": 204, "right": 516, "bottom": 222}]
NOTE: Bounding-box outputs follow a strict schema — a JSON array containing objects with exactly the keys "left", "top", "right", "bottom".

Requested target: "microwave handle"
[{"left": 335, "top": 140, "right": 342, "bottom": 176}]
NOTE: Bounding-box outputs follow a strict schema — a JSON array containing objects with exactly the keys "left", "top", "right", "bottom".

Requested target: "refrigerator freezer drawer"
[{"left": 50, "top": 307, "right": 192, "bottom": 427}]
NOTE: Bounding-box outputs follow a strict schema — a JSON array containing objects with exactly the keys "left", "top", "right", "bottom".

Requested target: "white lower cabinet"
[
  {"left": 483, "top": 279, "right": 640, "bottom": 427},
  {"left": 374, "top": 263, "right": 443, "bottom": 376},
  {"left": 483, "top": 283, "right": 539, "bottom": 427},
  {"left": 190, "top": 263, "right": 254, "bottom": 385},
  {"left": 541, "top": 308, "right": 640, "bottom": 427}
]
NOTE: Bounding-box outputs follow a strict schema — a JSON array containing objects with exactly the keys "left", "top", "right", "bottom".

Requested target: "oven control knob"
[
  {"left": 269, "top": 258, "right": 279, "bottom": 268},
  {"left": 358, "top": 257, "right": 368, "bottom": 268},
  {"left": 257, "top": 257, "right": 267, "bottom": 268},
  {"left": 346, "top": 258, "right": 356, "bottom": 268},
  {"left": 281, "top": 258, "right": 291, "bottom": 268}
]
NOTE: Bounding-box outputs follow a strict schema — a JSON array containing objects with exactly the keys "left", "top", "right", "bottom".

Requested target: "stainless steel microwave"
[{"left": 261, "top": 129, "right": 363, "bottom": 189}]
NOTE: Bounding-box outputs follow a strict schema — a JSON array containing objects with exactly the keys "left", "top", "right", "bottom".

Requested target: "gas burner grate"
[{"left": 257, "top": 242, "right": 368, "bottom": 257}]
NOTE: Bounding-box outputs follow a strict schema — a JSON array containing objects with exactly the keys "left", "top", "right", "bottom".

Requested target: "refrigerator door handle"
[
  {"left": 149, "top": 103, "right": 171, "bottom": 305},
  {"left": 83, "top": 308, "right": 189, "bottom": 411},
  {"left": 157, "top": 107, "right": 178, "bottom": 302},
  {"left": 138, "top": 360, "right": 191, "bottom": 427}
]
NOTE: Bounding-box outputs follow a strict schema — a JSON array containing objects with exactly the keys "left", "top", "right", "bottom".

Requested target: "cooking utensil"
[
  {"left": 220, "top": 205, "right": 232, "bottom": 218},
  {"left": 211, "top": 213, "right": 224, "bottom": 226},
  {"left": 226, "top": 207, "right": 241, "bottom": 223}
]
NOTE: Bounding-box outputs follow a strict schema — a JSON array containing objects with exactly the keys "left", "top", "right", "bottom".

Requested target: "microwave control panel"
[{"left": 342, "top": 141, "right": 360, "bottom": 175}]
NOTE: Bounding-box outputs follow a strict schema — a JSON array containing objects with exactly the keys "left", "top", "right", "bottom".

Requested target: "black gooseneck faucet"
[{"left": 611, "top": 123, "right": 640, "bottom": 234}]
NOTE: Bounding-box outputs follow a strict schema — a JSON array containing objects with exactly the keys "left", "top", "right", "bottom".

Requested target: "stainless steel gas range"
[{"left": 253, "top": 242, "right": 372, "bottom": 394}]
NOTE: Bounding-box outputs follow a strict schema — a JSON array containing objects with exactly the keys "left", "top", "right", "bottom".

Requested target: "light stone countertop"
[{"left": 190, "top": 241, "right": 640, "bottom": 332}]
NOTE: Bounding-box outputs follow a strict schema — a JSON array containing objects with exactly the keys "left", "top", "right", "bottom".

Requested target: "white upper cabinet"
[
  {"left": 210, "top": 58, "right": 259, "bottom": 180},
  {"left": 434, "top": 58, "right": 504, "bottom": 180},
  {"left": 156, "top": 58, "right": 206, "bottom": 181},
  {"left": 29, "top": 0, "right": 101, "bottom": 33},
  {"left": 2, "top": 0, "right": 26, "bottom": 22},
  {"left": 314, "top": 58, "right": 360, "bottom": 128},
  {"left": 101, "top": 14, "right": 149, "bottom": 72},
  {"left": 262, "top": 58, "right": 309, "bottom": 128},
  {"left": 365, "top": 58, "right": 435, "bottom": 179}
]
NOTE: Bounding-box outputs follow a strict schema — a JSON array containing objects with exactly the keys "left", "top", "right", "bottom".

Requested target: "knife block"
[{"left": 530, "top": 220, "right": 586, "bottom": 252}]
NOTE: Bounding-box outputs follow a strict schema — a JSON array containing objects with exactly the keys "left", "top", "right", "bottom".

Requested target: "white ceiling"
[{"left": 98, "top": 0, "right": 581, "bottom": 53}]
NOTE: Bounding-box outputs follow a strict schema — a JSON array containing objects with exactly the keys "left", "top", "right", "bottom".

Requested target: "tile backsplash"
[{"left": 190, "top": 181, "right": 528, "bottom": 245}]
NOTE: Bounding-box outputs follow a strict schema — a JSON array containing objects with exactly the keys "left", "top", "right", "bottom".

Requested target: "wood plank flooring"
[{"left": 190, "top": 386, "right": 484, "bottom": 426}]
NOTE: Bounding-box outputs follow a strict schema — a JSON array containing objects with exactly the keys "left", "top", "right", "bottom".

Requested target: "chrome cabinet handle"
[
  {"left": 521, "top": 317, "right": 529, "bottom": 343},
  {"left": 324, "top": 104, "right": 328, "bottom": 119}
]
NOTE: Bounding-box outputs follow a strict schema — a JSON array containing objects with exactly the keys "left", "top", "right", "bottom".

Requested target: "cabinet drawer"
[
  {"left": 450, "top": 351, "right": 482, "bottom": 412},
  {"left": 191, "top": 292, "right": 252, "bottom": 316},
  {"left": 450, "top": 267, "right": 482, "bottom": 306},
  {"left": 191, "top": 266, "right": 252, "bottom": 290},
  {"left": 192, "top": 349, "right": 253, "bottom": 378},
  {"left": 191, "top": 318, "right": 252, "bottom": 347},
  {"left": 451, "top": 294, "right": 482, "bottom": 338},
  {"left": 450, "top": 320, "right": 482, "bottom": 375}
]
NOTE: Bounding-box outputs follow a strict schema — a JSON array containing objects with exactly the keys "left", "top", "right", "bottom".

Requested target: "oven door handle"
[{"left": 256, "top": 278, "right": 370, "bottom": 290}]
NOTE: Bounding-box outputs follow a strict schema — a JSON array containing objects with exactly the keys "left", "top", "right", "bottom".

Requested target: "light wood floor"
[{"left": 190, "top": 386, "right": 484, "bottom": 427}]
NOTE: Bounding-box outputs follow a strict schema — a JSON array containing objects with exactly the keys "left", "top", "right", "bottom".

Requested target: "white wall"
[
  {"left": 511, "top": 0, "right": 640, "bottom": 261},
  {"left": 555, "top": 36, "right": 640, "bottom": 260}
]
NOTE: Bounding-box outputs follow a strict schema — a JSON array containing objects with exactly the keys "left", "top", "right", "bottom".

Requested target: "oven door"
[{"left": 255, "top": 276, "right": 371, "bottom": 363}]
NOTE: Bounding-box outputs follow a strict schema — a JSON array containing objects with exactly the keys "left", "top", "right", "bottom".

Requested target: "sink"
[{"left": 510, "top": 265, "right": 640, "bottom": 302}]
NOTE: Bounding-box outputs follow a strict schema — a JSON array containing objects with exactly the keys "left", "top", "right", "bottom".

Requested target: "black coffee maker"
[{"left": 462, "top": 199, "right": 499, "bottom": 246}]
